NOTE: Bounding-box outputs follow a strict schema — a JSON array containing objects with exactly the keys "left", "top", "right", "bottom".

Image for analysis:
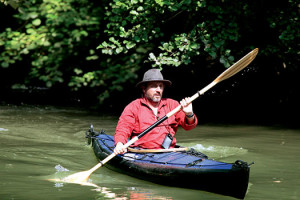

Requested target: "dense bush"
[{"left": 0, "top": 0, "right": 298, "bottom": 105}]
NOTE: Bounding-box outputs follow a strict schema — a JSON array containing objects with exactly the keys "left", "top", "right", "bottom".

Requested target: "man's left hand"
[{"left": 180, "top": 97, "right": 193, "bottom": 116}]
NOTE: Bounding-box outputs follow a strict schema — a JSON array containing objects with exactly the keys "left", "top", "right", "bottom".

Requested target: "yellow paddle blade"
[
  {"left": 214, "top": 48, "right": 259, "bottom": 83},
  {"left": 59, "top": 162, "right": 104, "bottom": 184},
  {"left": 61, "top": 170, "right": 91, "bottom": 183},
  {"left": 191, "top": 48, "right": 259, "bottom": 99}
]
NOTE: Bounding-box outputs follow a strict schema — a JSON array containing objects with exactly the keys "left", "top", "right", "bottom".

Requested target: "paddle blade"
[
  {"left": 214, "top": 48, "right": 259, "bottom": 83},
  {"left": 62, "top": 170, "right": 91, "bottom": 183},
  {"left": 60, "top": 162, "right": 103, "bottom": 183}
]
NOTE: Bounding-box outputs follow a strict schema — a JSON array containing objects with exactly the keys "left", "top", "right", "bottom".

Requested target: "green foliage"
[
  {"left": 68, "top": 53, "right": 142, "bottom": 103},
  {"left": 97, "top": 0, "right": 242, "bottom": 68},
  {"left": 0, "top": 0, "right": 142, "bottom": 103},
  {"left": 264, "top": 0, "right": 299, "bottom": 66},
  {"left": 0, "top": 0, "right": 101, "bottom": 86},
  {"left": 97, "top": 0, "right": 298, "bottom": 69},
  {"left": 0, "top": 0, "right": 299, "bottom": 104}
]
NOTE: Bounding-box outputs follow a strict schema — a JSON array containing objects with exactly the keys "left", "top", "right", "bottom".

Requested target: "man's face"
[{"left": 144, "top": 81, "right": 165, "bottom": 103}]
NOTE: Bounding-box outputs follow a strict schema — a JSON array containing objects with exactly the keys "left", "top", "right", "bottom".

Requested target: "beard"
[{"left": 145, "top": 93, "right": 161, "bottom": 103}]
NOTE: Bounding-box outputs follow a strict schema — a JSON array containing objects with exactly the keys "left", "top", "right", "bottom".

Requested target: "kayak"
[{"left": 86, "top": 127, "right": 251, "bottom": 199}]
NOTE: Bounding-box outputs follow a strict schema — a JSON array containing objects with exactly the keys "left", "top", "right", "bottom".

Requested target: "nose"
[{"left": 155, "top": 85, "right": 162, "bottom": 91}]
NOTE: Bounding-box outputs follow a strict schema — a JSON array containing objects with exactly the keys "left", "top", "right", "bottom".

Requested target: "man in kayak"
[{"left": 114, "top": 69, "right": 198, "bottom": 154}]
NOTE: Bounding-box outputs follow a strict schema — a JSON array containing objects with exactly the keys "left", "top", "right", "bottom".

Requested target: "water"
[{"left": 0, "top": 105, "right": 299, "bottom": 200}]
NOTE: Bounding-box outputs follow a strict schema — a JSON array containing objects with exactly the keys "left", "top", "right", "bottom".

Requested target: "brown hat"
[{"left": 136, "top": 69, "right": 172, "bottom": 87}]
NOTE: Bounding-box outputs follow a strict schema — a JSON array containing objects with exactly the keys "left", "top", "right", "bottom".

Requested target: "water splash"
[
  {"left": 180, "top": 143, "right": 248, "bottom": 159},
  {"left": 192, "top": 144, "right": 248, "bottom": 159},
  {"left": 55, "top": 164, "right": 69, "bottom": 172},
  {"left": 193, "top": 144, "right": 215, "bottom": 151},
  {"left": 54, "top": 182, "right": 64, "bottom": 188}
]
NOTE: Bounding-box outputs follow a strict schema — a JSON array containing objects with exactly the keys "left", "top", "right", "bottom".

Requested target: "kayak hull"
[{"left": 89, "top": 130, "right": 250, "bottom": 199}]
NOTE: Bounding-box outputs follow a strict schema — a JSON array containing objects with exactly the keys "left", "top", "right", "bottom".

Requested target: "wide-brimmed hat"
[{"left": 136, "top": 69, "right": 172, "bottom": 87}]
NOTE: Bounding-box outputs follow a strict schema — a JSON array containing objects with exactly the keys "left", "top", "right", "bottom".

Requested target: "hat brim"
[{"left": 136, "top": 80, "right": 172, "bottom": 87}]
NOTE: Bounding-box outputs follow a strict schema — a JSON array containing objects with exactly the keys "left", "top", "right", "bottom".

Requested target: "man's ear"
[{"left": 141, "top": 86, "right": 145, "bottom": 94}]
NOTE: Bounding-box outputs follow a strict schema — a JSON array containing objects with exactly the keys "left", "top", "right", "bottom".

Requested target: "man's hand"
[
  {"left": 180, "top": 97, "right": 193, "bottom": 116},
  {"left": 180, "top": 97, "right": 195, "bottom": 124},
  {"left": 114, "top": 142, "right": 127, "bottom": 154}
]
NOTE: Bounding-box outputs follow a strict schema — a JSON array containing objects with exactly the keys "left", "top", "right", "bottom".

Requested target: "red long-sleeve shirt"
[{"left": 114, "top": 97, "right": 198, "bottom": 149}]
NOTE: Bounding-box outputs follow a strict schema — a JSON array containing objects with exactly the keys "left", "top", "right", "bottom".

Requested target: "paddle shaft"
[{"left": 76, "top": 48, "right": 259, "bottom": 177}]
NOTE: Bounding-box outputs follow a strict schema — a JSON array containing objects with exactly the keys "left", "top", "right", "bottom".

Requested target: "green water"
[{"left": 0, "top": 105, "right": 299, "bottom": 200}]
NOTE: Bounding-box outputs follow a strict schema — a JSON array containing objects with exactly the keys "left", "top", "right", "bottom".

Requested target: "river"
[{"left": 0, "top": 105, "right": 299, "bottom": 200}]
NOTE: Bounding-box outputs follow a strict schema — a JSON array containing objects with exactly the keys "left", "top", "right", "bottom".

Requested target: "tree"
[{"left": 0, "top": 0, "right": 299, "bottom": 105}]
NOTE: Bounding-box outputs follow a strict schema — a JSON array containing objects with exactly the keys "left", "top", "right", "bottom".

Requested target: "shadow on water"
[{"left": 0, "top": 105, "right": 299, "bottom": 199}]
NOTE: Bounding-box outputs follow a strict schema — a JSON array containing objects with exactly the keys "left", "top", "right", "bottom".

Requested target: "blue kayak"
[{"left": 86, "top": 127, "right": 251, "bottom": 199}]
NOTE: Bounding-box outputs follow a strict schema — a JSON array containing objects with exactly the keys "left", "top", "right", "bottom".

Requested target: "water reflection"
[{"left": 93, "top": 186, "right": 173, "bottom": 200}]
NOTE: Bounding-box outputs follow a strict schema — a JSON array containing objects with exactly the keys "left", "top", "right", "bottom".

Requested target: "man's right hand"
[{"left": 114, "top": 142, "right": 127, "bottom": 154}]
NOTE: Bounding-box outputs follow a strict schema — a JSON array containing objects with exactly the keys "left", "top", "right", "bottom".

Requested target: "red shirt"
[{"left": 114, "top": 97, "right": 198, "bottom": 149}]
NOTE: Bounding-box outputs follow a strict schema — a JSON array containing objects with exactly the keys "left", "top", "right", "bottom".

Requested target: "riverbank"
[{"left": 1, "top": 86, "right": 299, "bottom": 128}]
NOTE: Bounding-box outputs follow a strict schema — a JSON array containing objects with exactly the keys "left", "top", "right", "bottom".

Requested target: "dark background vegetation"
[{"left": 0, "top": 0, "right": 299, "bottom": 127}]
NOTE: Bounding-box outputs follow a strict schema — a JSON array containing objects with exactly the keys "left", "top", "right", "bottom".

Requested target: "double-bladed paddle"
[{"left": 61, "top": 48, "right": 259, "bottom": 183}]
